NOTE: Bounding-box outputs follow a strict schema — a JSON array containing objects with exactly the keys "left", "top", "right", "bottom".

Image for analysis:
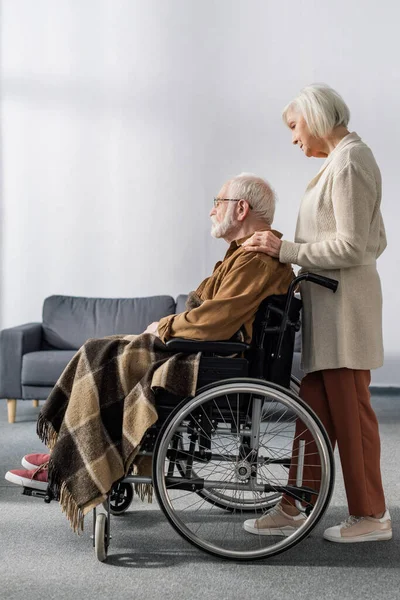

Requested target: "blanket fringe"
[
  {"left": 132, "top": 454, "right": 153, "bottom": 503},
  {"left": 59, "top": 482, "right": 84, "bottom": 534},
  {"left": 36, "top": 413, "right": 58, "bottom": 450},
  {"left": 47, "top": 459, "right": 84, "bottom": 533},
  {"left": 134, "top": 483, "right": 153, "bottom": 503}
]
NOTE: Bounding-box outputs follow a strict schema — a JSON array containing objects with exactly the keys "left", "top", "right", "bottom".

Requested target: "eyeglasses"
[{"left": 213, "top": 198, "right": 253, "bottom": 209}]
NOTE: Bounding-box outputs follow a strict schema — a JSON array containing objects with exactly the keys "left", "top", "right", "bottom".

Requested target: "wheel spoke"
[{"left": 153, "top": 381, "right": 334, "bottom": 560}]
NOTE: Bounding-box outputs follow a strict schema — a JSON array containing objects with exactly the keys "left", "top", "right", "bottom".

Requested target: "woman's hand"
[{"left": 242, "top": 231, "right": 282, "bottom": 258}]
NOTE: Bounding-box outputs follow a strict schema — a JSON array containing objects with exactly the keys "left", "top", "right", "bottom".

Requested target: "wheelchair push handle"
[
  {"left": 286, "top": 272, "right": 339, "bottom": 299},
  {"left": 302, "top": 272, "right": 338, "bottom": 293},
  {"left": 273, "top": 272, "right": 339, "bottom": 359}
]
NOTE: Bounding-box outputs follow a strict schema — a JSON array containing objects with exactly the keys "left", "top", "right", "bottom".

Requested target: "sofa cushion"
[
  {"left": 175, "top": 294, "right": 188, "bottom": 314},
  {"left": 22, "top": 350, "right": 76, "bottom": 386},
  {"left": 42, "top": 295, "right": 176, "bottom": 350}
]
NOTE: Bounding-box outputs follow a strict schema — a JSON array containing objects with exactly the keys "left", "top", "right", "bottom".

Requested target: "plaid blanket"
[{"left": 37, "top": 333, "right": 200, "bottom": 532}]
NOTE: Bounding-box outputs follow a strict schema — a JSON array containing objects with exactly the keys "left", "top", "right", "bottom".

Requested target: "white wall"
[{"left": 1, "top": 0, "right": 399, "bottom": 384}]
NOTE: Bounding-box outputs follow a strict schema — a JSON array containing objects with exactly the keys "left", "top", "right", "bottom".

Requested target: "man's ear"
[{"left": 237, "top": 199, "right": 250, "bottom": 221}]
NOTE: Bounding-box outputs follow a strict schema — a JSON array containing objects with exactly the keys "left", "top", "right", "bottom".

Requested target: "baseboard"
[
  {"left": 371, "top": 356, "right": 400, "bottom": 388},
  {"left": 370, "top": 386, "right": 400, "bottom": 395}
]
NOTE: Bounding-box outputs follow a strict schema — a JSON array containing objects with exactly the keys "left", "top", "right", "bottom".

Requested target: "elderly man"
[
  {"left": 145, "top": 172, "right": 293, "bottom": 343},
  {"left": 6, "top": 173, "right": 293, "bottom": 531}
]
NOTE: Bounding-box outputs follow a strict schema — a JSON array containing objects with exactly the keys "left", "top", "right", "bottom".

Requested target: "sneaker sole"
[
  {"left": 5, "top": 471, "right": 48, "bottom": 491},
  {"left": 323, "top": 530, "right": 393, "bottom": 543},
  {"left": 243, "top": 522, "right": 302, "bottom": 537},
  {"left": 21, "top": 458, "right": 38, "bottom": 470}
]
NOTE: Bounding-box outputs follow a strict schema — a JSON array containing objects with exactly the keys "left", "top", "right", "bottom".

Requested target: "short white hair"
[
  {"left": 226, "top": 172, "right": 275, "bottom": 226},
  {"left": 282, "top": 83, "right": 350, "bottom": 138}
]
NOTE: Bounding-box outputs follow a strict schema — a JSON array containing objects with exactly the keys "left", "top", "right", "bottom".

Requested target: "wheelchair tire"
[
  {"left": 94, "top": 513, "right": 108, "bottom": 562},
  {"left": 290, "top": 374, "right": 301, "bottom": 396},
  {"left": 153, "top": 378, "right": 334, "bottom": 561},
  {"left": 103, "top": 482, "right": 134, "bottom": 515}
]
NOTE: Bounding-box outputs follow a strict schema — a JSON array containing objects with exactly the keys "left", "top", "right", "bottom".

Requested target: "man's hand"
[
  {"left": 242, "top": 231, "right": 282, "bottom": 258},
  {"left": 143, "top": 321, "right": 159, "bottom": 335}
]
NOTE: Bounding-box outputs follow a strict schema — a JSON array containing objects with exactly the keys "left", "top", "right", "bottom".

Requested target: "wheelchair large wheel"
[
  {"left": 290, "top": 374, "right": 301, "bottom": 395},
  {"left": 174, "top": 437, "right": 281, "bottom": 513},
  {"left": 186, "top": 375, "right": 303, "bottom": 513},
  {"left": 153, "top": 378, "right": 334, "bottom": 560}
]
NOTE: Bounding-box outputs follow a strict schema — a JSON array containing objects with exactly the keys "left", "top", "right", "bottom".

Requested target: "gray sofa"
[{"left": 0, "top": 293, "right": 303, "bottom": 423}]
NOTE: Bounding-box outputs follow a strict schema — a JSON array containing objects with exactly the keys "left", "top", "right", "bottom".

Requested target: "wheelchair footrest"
[{"left": 22, "top": 486, "right": 53, "bottom": 503}]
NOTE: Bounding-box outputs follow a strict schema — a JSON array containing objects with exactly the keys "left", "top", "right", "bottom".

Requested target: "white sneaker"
[
  {"left": 243, "top": 504, "right": 306, "bottom": 536},
  {"left": 323, "top": 509, "right": 392, "bottom": 543}
]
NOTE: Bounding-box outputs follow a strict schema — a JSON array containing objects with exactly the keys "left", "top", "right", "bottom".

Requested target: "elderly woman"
[{"left": 243, "top": 84, "right": 391, "bottom": 543}]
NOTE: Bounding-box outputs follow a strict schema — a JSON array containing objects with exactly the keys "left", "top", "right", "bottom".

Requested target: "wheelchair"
[{"left": 88, "top": 272, "right": 339, "bottom": 562}]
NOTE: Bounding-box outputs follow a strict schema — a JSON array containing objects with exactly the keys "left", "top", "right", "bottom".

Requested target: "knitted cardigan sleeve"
[{"left": 279, "top": 162, "right": 378, "bottom": 269}]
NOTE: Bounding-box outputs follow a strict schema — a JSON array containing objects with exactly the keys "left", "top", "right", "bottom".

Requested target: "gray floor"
[{"left": 1, "top": 394, "right": 400, "bottom": 600}]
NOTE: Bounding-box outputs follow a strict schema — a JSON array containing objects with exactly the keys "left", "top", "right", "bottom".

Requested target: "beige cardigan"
[{"left": 280, "top": 132, "right": 386, "bottom": 374}]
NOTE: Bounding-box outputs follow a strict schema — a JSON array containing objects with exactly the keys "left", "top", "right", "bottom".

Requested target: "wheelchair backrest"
[{"left": 247, "top": 294, "right": 302, "bottom": 388}]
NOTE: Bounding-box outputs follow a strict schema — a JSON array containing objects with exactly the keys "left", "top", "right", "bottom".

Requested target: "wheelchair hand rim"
[{"left": 153, "top": 379, "right": 334, "bottom": 560}]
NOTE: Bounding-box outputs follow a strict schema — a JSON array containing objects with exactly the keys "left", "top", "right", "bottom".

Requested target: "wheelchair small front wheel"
[
  {"left": 153, "top": 379, "right": 334, "bottom": 561},
  {"left": 94, "top": 513, "right": 109, "bottom": 562},
  {"left": 103, "top": 482, "right": 134, "bottom": 515}
]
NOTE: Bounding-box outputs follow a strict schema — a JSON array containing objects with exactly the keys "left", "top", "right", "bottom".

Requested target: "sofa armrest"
[{"left": 0, "top": 323, "right": 43, "bottom": 398}]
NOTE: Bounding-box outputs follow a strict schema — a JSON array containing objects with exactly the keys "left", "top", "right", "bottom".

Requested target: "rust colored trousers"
[{"left": 282, "top": 368, "right": 386, "bottom": 516}]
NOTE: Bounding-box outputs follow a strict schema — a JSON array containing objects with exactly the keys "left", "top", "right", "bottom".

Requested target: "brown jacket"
[{"left": 158, "top": 232, "right": 294, "bottom": 343}]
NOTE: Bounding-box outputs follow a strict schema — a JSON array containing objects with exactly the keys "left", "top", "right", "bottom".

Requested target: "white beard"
[{"left": 211, "top": 205, "right": 236, "bottom": 238}]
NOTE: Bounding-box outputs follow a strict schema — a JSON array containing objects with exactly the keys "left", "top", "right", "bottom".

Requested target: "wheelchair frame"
[{"left": 25, "top": 272, "right": 338, "bottom": 562}]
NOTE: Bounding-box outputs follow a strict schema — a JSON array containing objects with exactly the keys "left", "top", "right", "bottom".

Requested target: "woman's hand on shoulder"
[{"left": 242, "top": 231, "right": 282, "bottom": 258}]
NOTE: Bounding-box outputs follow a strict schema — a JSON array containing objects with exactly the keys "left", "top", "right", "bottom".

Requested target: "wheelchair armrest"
[{"left": 165, "top": 338, "right": 250, "bottom": 354}]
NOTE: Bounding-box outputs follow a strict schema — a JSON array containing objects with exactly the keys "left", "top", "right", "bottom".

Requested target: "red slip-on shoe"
[
  {"left": 21, "top": 453, "right": 51, "bottom": 470},
  {"left": 5, "top": 467, "right": 48, "bottom": 491}
]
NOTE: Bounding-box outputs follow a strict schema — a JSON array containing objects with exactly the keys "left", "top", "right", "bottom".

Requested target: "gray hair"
[
  {"left": 282, "top": 83, "right": 350, "bottom": 138},
  {"left": 226, "top": 173, "right": 275, "bottom": 226}
]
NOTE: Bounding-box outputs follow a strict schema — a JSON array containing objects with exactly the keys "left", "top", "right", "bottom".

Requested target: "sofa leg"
[
  {"left": 7, "top": 399, "right": 17, "bottom": 424},
  {"left": 32, "top": 400, "right": 39, "bottom": 408}
]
